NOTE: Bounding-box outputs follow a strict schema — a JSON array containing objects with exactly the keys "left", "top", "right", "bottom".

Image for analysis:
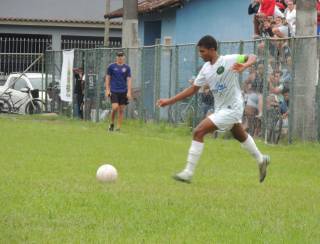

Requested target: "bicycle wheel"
[
  {"left": 265, "top": 107, "right": 282, "bottom": 144},
  {"left": 265, "top": 108, "right": 276, "bottom": 144},
  {"left": 272, "top": 115, "right": 283, "bottom": 144},
  {"left": 0, "top": 98, "right": 11, "bottom": 113},
  {"left": 25, "top": 100, "right": 42, "bottom": 114},
  {"left": 178, "top": 103, "right": 195, "bottom": 124}
]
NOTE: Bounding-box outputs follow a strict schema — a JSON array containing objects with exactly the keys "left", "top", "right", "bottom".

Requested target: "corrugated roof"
[
  {"left": 106, "top": 0, "right": 184, "bottom": 19},
  {"left": 0, "top": 17, "right": 121, "bottom": 26}
]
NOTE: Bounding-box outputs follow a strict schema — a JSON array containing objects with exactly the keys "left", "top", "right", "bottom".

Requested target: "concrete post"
[
  {"left": 292, "top": 0, "right": 317, "bottom": 140},
  {"left": 104, "top": 0, "right": 110, "bottom": 47}
]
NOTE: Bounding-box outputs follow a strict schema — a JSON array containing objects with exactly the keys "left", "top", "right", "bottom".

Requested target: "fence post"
[
  {"left": 95, "top": 49, "right": 101, "bottom": 122},
  {"left": 238, "top": 40, "right": 244, "bottom": 85},
  {"left": 262, "top": 38, "right": 270, "bottom": 143},
  {"left": 42, "top": 52, "right": 48, "bottom": 112},
  {"left": 288, "top": 37, "right": 296, "bottom": 144},
  {"left": 173, "top": 45, "right": 179, "bottom": 123},
  {"left": 154, "top": 44, "right": 161, "bottom": 122},
  {"left": 138, "top": 47, "right": 144, "bottom": 121}
]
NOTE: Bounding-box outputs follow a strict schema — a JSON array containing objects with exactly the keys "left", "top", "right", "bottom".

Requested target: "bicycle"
[
  {"left": 243, "top": 106, "right": 262, "bottom": 137},
  {"left": 0, "top": 88, "right": 45, "bottom": 114},
  {"left": 264, "top": 103, "right": 283, "bottom": 144},
  {"left": 169, "top": 94, "right": 204, "bottom": 127}
]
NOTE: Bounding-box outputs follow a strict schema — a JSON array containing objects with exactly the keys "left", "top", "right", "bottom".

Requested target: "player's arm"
[
  {"left": 157, "top": 85, "right": 200, "bottom": 107},
  {"left": 105, "top": 75, "right": 111, "bottom": 97},
  {"left": 232, "top": 54, "right": 257, "bottom": 73}
]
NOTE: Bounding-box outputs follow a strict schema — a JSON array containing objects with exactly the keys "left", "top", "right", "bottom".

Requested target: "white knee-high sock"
[
  {"left": 241, "top": 134, "right": 263, "bottom": 164},
  {"left": 184, "top": 140, "right": 204, "bottom": 174}
]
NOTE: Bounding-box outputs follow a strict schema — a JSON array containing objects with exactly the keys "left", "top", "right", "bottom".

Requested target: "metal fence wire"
[{"left": 44, "top": 37, "right": 320, "bottom": 143}]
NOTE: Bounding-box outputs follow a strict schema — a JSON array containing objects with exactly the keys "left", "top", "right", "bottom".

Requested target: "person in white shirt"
[
  {"left": 284, "top": 0, "right": 296, "bottom": 36},
  {"left": 157, "top": 35, "right": 270, "bottom": 183}
]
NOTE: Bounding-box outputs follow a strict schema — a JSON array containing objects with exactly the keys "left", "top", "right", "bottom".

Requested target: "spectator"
[
  {"left": 253, "top": 63, "right": 265, "bottom": 94},
  {"left": 272, "top": 16, "right": 290, "bottom": 38},
  {"left": 74, "top": 67, "right": 85, "bottom": 119},
  {"left": 243, "top": 77, "right": 263, "bottom": 136},
  {"left": 279, "top": 87, "right": 289, "bottom": 116},
  {"left": 257, "top": 0, "right": 276, "bottom": 17},
  {"left": 200, "top": 84, "right": 214, "bottom": 118},
  {"left": 248, "top": 0, "right": 260, "bottom": 15},
  {"left": 279, "top": 87, "right": 289, "bottom": 132},
  {"left": 105, "top": 51, "right": 132, "bottom": 132},
  {"left": 269, "top": 70, "right": 284, "bottom": 95},
  {"left": 284, "top": 0, "right": 296, "bottom": 36},
  {"left": 276, "top": 0, "right": 287, "bottom": 13},
  {"left": 261, "top": 18, "right": 275, "bottom": 37},
  {"left": 248, "top": 0, "right": 261, "bottom": 36}
]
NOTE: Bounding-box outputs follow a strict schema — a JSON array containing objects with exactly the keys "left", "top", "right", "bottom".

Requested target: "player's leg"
[
  {"left": 117, "top": 104, "right": 126, "bottom": 131},
  {"left": 174, "top": 117, "right": 218, "bottom": 183},
  {"left": 116, "top": 92, "right": 129, "bottom": 131},
  {"left": 231, "top": 123, "right": 270, "bottom": 182},
  {"left": 109, "top": 93, "right": 120, "bottom": 131},
  {"left": 109, "top": 102, "right": 119, "bottom": 131}
]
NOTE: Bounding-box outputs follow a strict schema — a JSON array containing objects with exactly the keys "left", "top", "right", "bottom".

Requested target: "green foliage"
[{"left": 0, "top": 116, "right": 319, "bottom": 243}]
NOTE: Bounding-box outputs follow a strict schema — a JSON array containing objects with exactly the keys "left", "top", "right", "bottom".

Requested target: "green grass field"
[{"left": 0, "top": 115, "right": 319, "bottom": 243}]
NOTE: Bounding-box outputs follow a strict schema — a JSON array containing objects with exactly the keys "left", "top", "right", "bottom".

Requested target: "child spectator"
[{"left": 284, "top": 0, "right": 296, "bottom": 36}]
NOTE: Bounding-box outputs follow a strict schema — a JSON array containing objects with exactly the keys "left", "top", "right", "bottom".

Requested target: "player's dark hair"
[{"left": 197, "top": 35, "right": 218, "bottom": 50}]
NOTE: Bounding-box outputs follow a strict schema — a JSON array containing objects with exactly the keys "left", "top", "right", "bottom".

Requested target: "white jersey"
[{"left": 194, "top": 54, "right": 244, "bottom": 112}]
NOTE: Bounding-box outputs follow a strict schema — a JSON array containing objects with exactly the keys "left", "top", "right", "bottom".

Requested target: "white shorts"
[{"left": 208, "top": 108, "right": 243, "bottom": 131}]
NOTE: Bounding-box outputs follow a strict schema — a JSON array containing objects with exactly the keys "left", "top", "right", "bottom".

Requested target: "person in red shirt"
[{"left": 257, "top": 0, "right": 276, "bottom": 17}]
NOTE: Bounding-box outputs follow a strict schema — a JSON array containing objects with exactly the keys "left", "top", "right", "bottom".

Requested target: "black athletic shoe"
[
  {"left": 108, "top": 124, "right": 114, "bottom": 131},
  {"left": 115, "top": 128, "right": 120, "bottom": 132}
]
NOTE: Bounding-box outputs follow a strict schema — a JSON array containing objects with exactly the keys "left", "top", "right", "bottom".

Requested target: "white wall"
[{"left": 0, "top": 0, "right": 122, "bottom": 21}]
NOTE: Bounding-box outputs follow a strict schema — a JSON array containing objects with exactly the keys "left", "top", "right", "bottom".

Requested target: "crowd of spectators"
[
  {"left": 242, "top": 0, "right": 301, "bottom": 139},
  {"left": 249, "top": 0, "right": 296, "bottom": 38}
]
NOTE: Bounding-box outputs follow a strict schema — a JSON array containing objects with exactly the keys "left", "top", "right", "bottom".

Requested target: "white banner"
[{"left": 60, "top": 50, "right": 74, "bottom": 102}]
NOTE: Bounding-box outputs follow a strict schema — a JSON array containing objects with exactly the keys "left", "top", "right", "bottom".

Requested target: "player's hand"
[
  {"left": 232, "top": 63, "right": 247, "bottom": 73},
  {"left": 157, "top": 98, "right": 173, "bottom": 107},
  {"left": 127, "top": 92, "right": 132, "bottom": 100},
  {"left": 105, "top": 90, "right": 111, "bottom": 97}
]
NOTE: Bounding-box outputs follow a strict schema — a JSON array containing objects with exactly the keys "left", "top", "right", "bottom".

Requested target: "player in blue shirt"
[{"left": 105, "top": 51, "right": 132, "bottom": 131}]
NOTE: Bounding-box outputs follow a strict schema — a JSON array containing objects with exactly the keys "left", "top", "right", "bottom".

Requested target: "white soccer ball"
[{"left": 96, "top": 164, "right": 118, "bottom": 182}]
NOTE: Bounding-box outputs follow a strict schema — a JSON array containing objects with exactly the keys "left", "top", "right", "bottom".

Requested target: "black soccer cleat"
[{"left": 108, "top": 124, "right": 114, "bottom": 132}]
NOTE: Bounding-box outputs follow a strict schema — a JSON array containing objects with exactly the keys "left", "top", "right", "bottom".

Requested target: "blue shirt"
[{"left": 107, "top": 63, "right": 131, "bottom": 93}]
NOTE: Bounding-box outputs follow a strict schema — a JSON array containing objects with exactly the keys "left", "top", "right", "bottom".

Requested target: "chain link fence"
[{"left": 44, "top": 37, "right": 320, "bottom": 143}]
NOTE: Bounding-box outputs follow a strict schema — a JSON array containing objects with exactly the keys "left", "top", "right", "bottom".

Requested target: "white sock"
[
  {"left": 241, "top": 134, "right": 263, "bottom": 164},
  {"left": 184, "top": 140, "right": 204, "bottom": 174}
]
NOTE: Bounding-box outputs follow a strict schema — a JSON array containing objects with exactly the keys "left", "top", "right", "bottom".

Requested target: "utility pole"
[
  {"left": 122, "top": 0, "right": 139, "bottom": 48},
  {"left": 292, "top": 0, "right": 317, "bottom": 140},
  {"left": 104, "top": 0, "right": 110, "bottom": 47},
  {"left": 122, "top": 0, "right": 139, "bottom": 118}
]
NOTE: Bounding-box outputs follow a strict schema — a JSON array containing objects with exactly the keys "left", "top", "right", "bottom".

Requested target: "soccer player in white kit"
[{"left": 157, "top": 35, "right": 270, "bottom": 183}]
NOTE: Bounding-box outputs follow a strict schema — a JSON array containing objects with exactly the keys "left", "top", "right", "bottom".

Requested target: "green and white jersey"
[{"left": 194, "top": 54, "right": 244, "bottom": 112}]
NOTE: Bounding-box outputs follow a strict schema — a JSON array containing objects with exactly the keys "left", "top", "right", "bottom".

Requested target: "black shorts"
[{"left": 110, "top": 92, "right": 128, "bottom": 105}]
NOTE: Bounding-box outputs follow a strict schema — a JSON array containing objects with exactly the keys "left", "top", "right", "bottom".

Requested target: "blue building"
[
  {"left": 108, "top": 0, "right": 254, "bottom": 120},
  {"left": 108, "top": 0, "right": 253, "bottom": 45}
]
